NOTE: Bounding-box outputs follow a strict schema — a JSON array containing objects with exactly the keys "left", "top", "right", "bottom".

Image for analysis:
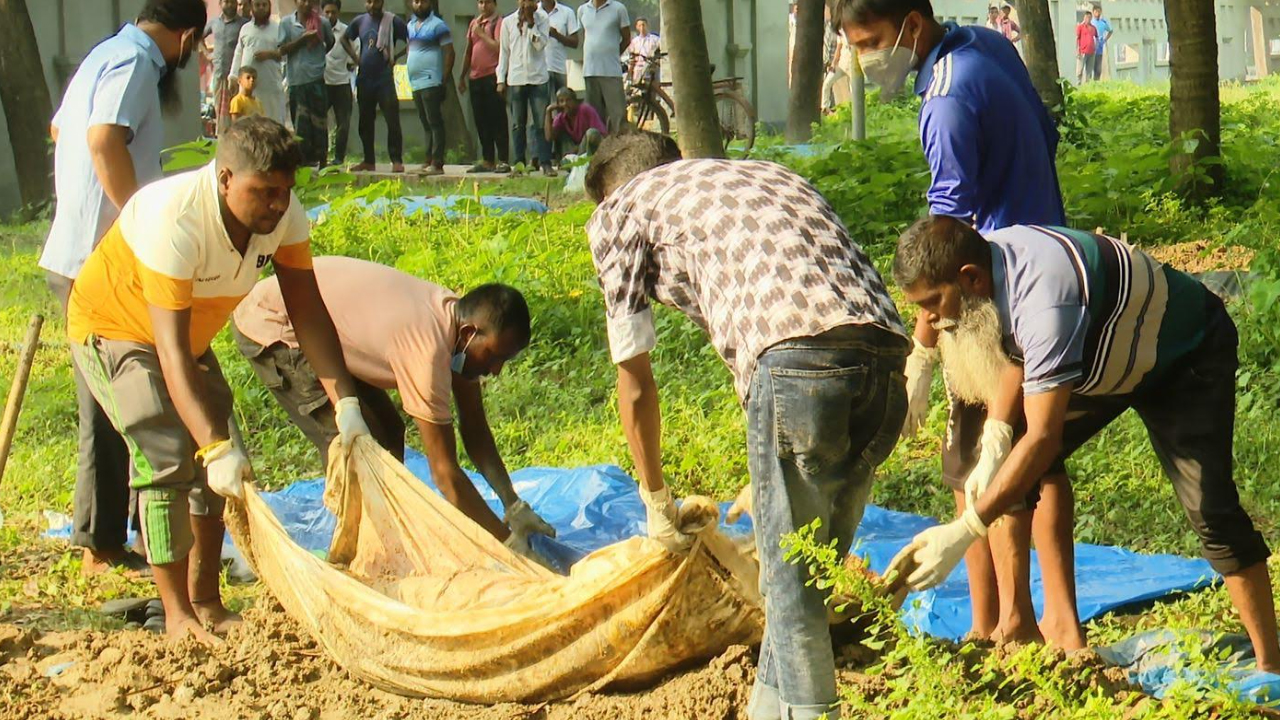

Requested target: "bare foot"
[
  {"left": 1038, "top": 616, "right": 1088, "bottom": 651},
  {"left": 81, "top": 547, "right": 151, "bottom": 578},
  {"left": 167, "top": 616, "right": 225, "bottom": 646},
  {"left": 991, "top": 622, "right": 1045, "bottom": 645},
  {"left": 192, "top": 600, "right": 243, "bottom": 635}
]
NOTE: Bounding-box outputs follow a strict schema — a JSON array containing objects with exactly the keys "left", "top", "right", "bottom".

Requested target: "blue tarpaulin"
[
  {"left": 306, "top": 195, "right": 548, "bottom": 223},
  {"left": 1097, "top": 630, "right": 1280, "bottom": 706},
  {"left": 251, "top": 450, "right": 1218, "bottom": 642}
]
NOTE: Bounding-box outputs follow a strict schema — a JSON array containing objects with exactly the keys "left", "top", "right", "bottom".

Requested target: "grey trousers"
[{"left": 584, "top": 76, "right": 627, "bottom": 133}]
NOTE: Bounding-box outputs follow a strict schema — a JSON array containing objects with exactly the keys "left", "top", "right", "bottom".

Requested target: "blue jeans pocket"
[
  {"left": 861, "top": 370, "right": 907, "bottom": 469},
  {"left": 770, "top": 365, "right": 868, "bottom": 475}
]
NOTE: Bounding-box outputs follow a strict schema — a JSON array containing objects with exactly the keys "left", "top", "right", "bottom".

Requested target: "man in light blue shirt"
[
  {"left": 1090, "top": 4, "right": 1112, "bottom": 82},
  {"left": 41, "top": 0, "right": 206, "bottom": 575},
  {"left": 407, "top": 0, "right": 454, "bottom": 174},
  {"left": 280, "top": 0, "right": 336, "bottom": 166}
]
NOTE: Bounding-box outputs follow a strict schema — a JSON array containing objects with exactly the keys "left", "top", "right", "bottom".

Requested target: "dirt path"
[{"left": 0, "top": 604, "right": 756, "bottom": 720}]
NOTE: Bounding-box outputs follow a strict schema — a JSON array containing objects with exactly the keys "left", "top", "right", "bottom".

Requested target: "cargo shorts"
[{"left": 71, "top": 336, "right": 231, "bottom": 566}]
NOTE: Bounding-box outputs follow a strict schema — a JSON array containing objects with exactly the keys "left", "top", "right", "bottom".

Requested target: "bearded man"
[{"left": 888, "top": 216, "right": 1280, "bottom": 672}]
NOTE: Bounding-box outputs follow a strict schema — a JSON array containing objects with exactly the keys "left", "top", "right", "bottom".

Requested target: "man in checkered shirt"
[{"left": 584, "top": 132, "right": 909, "bottom": 720}]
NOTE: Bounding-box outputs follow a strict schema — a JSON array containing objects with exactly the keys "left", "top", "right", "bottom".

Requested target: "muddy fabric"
[{"left": 226, "top": 437, "right": 765, "bottom": 702}]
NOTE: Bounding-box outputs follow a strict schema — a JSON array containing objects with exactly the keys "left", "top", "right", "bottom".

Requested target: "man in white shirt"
[
  {"left": 541, "top": 0, "right": 579, "bottom": 98},
  {"left": 624, "top": 16, "right": 659, "bottom": 85},
  {"left": 322, "top": 1, "right": 355, "bottom": 165},
  {"left": 230, "top": 0, "right": 289, "bottom": 125},
  {"left": 577, "top": 0, "right": 630, "bottom": 132},
  {"left": 497, "top": 0, "right": 556, "bottom": 176}
]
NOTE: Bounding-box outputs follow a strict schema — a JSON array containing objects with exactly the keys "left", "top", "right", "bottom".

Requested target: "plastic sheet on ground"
[
  {"left": 306, "top": 195, "right": 549, "bottom": 223},
  {"left": 257, "top": 449, "right": 1216, "bottom": 640},
  {"left": 224, "top": 437, "right": 764, "bottom": 702},
  {"left": 1097, "top": 630, "right": 1280, "bottom": 706}
]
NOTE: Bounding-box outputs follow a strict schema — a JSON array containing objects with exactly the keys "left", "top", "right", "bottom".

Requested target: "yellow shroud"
[{"left": 225, "top": 436, "right": 765, "bottom": 702}]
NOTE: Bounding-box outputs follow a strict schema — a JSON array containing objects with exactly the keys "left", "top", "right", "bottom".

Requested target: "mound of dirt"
[
  {"left": 1146, "top": 241, "right": 1253, "bottom": 274},
  {"left": 0, "top": 604, "right": 758, "bottom": 720}
]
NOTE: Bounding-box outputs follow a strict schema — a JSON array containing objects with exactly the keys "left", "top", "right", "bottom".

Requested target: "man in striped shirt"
[
  {"left": 839, "top": 0, "right": 1072, "bottom": 648},
  {"left": 887, "top": 216, "right": 1280, "bottom": 672}
]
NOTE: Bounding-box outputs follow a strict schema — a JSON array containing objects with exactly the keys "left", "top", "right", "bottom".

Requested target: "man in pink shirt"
[
  {"left": 545, "top": 88, "right": 607, "bottom": 155},
  {"left": 458, "top": 0, "right": 510, "bottom": 173},
  {"left": 232, "top": 256, "right": 554, "bottom": 564}
]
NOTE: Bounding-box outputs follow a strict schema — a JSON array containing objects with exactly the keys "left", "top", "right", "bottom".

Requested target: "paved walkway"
[{"left": 344, "top": 163, "right": 559, "bottom": 183}]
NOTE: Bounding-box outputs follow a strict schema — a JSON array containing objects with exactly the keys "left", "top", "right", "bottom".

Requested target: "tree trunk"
[
  {"left": 786, "top": 0, "right": 823, "bottom": 143},
  {"left": 1012, "top": 0, "right": 1064, "bottom": 117},
  {"left": 659, "top": 0, "right": 722, "bottom": 158},
  {"left": 1165, "top": 0, "right": 1222, "bottom": 200},
  {"left": 0, "top": 0, "right": 54, "bottom": 208}
]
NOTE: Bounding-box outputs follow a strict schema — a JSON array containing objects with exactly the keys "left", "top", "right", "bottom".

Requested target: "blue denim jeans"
[
  {"left": 508, "top": 82, "right": 551, "bottom": 167},
  {"left": 745, "top": 324, "right": 908, "bottom": 720}
]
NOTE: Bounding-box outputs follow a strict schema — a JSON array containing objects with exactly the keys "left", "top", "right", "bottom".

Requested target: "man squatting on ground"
[
  {"left": 838, "top": 0, "right": 1079, "bottom": 647},
  {"left": 66, "top": 118, "right": 373, "bottom": 644},
  {"left": 584, "top": 131, "right": 909, "bottom": 720},
  {"left": 887, "top": 217, "right": 1280, "bottom": 674},
  {"left": 232, "top": 256, "right": 556, "bottom": 565}
]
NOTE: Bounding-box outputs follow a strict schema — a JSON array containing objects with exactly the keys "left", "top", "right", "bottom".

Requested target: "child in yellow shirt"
[{"left": 228, "top": 67, "right": 262, "bottom": 122}]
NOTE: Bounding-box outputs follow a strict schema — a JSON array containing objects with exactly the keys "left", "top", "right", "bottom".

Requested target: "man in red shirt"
[
  {"left": 1075, "top": 13, "right": 1097, "bottom": 84},
  {"left": 545, "top": 88, "right": 607, "bottom": 155},
  {"left": 458, "top": 0, "right": 510, "bottom": 173}
]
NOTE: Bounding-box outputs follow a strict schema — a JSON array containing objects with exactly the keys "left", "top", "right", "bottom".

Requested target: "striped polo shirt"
[{"left": 988, "top": 225, "right": 1208, "bottom": 397}]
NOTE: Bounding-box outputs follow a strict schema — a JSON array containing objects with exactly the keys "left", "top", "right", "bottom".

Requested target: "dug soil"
[
  {"left": 0, "top": 604, "right": 757, "bottom": 720},
  {"left": 1146, "top": 240, "right": 1254, "bottom": 274},
  {"left": 0, "top": 599, "right": 1164, "bottom": 720}
]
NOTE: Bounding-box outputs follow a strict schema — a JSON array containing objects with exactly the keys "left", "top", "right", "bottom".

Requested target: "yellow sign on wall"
[{"left": 394, "top": 64, "right": 413, "bottom": 101}]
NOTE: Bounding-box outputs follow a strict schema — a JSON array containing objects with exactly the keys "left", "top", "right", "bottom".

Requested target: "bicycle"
[{"left": 625, "top": 52, "right": 757, "bottom": 159}]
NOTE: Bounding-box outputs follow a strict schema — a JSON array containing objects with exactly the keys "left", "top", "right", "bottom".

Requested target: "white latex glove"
[
  {"left": 639, "top": 485, "right": 693, "bottom": 553},
  {"left": 887, "top": 506, "right": 987, "bottom": 592},
  {"left": 964, "top": 419, "right": 1014, "bottom": 508},
  {"left": 503, "top": 531, "right": 557, "bottom": 571},
  {"left": 725, "top": 482, "right": 753, "bottom": 523},
  {"left": 901, "top": 337, "right": 939, "bottom": 438},
  {"left": 203, "top": 441, "right": 252, "bottom": 501},
  {"left": 334, "top": 396, "right": 371, "bottom": 445},
  {"left": 505, "top": 500, "right": 556, "bottom": 542}
]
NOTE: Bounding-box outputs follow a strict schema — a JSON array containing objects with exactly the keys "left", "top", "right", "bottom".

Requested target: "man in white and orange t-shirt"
[
  {"left": 68, "top": 117, "right": 369, "bottom": 645},
  {"left": 231, "top": 256, "right": 555, "bottom": 565}
]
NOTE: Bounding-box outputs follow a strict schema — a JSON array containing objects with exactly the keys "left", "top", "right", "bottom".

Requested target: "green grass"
[{"left": 4, "top": 81, "right": 1280, "bottom": 715}]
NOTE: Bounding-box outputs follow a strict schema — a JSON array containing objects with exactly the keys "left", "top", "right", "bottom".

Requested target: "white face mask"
[
  {"left": 450, "top": 331, "right": 476, "bottom": 375},
  {"left": 858, "top": 18, "right": 919, "bottom": 102}
]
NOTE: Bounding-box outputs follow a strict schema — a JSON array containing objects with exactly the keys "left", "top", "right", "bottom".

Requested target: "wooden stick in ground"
[{"left": 0, "top": 314, "right": 44, "bottom": 486}]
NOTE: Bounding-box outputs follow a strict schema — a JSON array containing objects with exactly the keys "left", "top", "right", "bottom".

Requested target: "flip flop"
[
  {"left": 142, "top": 616, "right": 166, "bottom": 634},
  {"left": 100, "top": 597, "right": 158, "bottom": 624}
]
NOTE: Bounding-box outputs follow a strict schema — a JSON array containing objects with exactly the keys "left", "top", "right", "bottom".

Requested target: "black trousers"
[
  {"left": 468, "top": 74, "right": 508, "bottom": 164},
  {"left": 326, "top": 82, "right": 354, "bottom": 164},
  {"left": 46, "top": 271, "right": 133, "bottom": 550},
  {"left": 412, "top": 86, "right": 447, "bottom": 167},
  {"left": 357, "top": 80, "right": 403, "bottom": 165}
]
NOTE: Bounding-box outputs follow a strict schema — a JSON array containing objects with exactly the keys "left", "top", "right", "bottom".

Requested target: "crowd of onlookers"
[{"left": 205, "top": 0, "right": 660, "bottom": 176}]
